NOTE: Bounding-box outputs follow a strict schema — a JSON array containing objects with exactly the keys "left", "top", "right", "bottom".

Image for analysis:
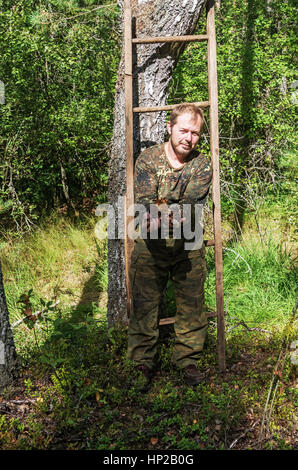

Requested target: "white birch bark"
[{"left": 0, "top": 261, "right": 17, "bottom": 388}]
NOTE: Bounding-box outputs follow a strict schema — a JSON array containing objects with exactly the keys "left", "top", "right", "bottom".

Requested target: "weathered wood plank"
[{"left": 207, "top": 0, "right": 226, "bottom": 372}]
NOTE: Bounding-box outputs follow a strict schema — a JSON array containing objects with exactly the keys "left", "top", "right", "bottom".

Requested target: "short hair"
[{"left": 169, "top": 103, "right": 204, "bottom": 127}]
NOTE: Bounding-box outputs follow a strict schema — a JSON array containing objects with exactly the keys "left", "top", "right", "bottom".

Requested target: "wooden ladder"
[{"left": 124, "top": 0, "right": 226, "bottom": 372}]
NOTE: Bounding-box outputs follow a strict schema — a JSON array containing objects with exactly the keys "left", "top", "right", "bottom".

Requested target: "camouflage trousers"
[{"left": 127, "top": 238, "right": 208, "bottom": 370}]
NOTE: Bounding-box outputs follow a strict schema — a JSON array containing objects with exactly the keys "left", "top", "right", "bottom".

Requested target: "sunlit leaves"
[{"left": 0, "top": 0, "right": 120, "bottom": 221}]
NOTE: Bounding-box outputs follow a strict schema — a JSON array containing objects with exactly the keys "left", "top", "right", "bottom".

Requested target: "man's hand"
[
  {"left": 141, "top": 211, "right": 160, "bottom": 233},
  {"left": 141, "top": 201, "right": 185, "bottom": 234}
]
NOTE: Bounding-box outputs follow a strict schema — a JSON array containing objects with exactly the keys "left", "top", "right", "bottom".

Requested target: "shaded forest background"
[{"left": 0, "top": 0, "right": 297, "bottom": 452}]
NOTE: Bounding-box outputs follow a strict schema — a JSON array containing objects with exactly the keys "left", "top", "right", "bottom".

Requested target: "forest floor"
[
  {"left": 0, "top": 204, "right": 297, "bottom": 452},
  {"left": 0, "top": 323, "right": 297, "bottom": 452}
]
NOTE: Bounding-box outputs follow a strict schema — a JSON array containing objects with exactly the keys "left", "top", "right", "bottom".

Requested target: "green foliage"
[
  {"left": 0, "top": 0, "right": 120, "bottom": 227},
  {"left": 169, "top": 0, "right": 297, "bottom": 216}
]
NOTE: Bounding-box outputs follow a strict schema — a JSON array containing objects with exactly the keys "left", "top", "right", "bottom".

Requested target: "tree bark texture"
[
  {"left": 107, "top": 0, "right": 206, "bottom": 326},
  {"left": 0, "top": 261, "right": 17, "bottom": 388}
]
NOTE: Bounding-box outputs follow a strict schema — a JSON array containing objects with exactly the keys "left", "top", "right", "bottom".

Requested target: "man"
[{"left": 127, "top": 104, "right": 212, "bottom": 387}]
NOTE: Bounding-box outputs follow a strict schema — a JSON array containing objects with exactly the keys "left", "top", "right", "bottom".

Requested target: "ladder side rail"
[{"left": 207, "top": 1, "right": 226, "bottom": 372}]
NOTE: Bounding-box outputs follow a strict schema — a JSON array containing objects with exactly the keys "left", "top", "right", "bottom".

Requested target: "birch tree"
[
  {"left": 107, "top": 0, "right": 207, "bottom": 326},
  {"left": 0, "top": 261, "right": 17, "bottom": 388}
]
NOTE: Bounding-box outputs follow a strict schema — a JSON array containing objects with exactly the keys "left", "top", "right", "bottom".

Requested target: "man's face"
[{"left": 167, "top": 112, "right": 203, "bottom": 160}]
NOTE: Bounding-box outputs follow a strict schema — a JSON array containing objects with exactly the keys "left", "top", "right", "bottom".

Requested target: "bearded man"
[{"left": 127, "top": 104, "right": 212, "bottom": 387}]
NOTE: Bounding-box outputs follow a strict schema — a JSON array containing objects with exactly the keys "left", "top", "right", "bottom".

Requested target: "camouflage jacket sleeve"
[
  {"left": 134, "top": 151, "right": 158, "bottom": 207},
  {"left": 180, "top": 156, "right": 213, "bottom": 205}
]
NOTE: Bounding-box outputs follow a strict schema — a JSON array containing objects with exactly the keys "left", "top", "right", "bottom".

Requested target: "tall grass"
[
  {"left": 205, "top": 235, "right": 297, "bottom": 329},
  {"left": 0, "top": 216, "right": 102, "bottom": 323},
  {"left": 1, "top": 209, "right": 296, "bottom": 333}
]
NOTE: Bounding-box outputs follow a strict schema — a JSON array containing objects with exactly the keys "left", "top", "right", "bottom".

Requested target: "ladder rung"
[
  {"left": 133, "top": 101, "right": 210, "bottom": 113},
  {"left": 159, "top": 311, "right": 225, "bottom": 326},
  {"left": 132, "top": 34, "right": 209, "bottom": 45},
  {"left": 204, "top": 239, "right": 215, "bottom": 246}
]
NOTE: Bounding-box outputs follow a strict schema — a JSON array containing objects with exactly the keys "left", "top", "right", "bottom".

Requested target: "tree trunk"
[
  {"left": 107, "top": 0, "right": 206, "bottom": 326},
  {"left": 0, "top": 260, "right": 17, "bottom": 388}
]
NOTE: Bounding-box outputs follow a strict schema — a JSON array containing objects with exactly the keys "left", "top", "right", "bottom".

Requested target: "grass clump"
[{"left": 205, "top": 235, "right": 297, "bottom": 330}]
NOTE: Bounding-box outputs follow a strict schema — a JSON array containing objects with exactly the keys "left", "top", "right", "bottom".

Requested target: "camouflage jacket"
[
  {"left": 134, "top": 143, "right": 212, "bottom": 209},
  {"left": 133, "top": 143, "right": 212, "bottom": 247}
]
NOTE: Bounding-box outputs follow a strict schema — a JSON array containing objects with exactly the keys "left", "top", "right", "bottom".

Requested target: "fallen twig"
[
  {"left": 227, "top": 320, "right": 272, "bottom": 335},
  {"left": 229, "top": 420, "right": 260, "bottom": 449},
  {"left": 223, "top": 247, "right": 252, "bottom": 276},
  {"left": 0, "top": 399, "right": 36, "bottom": 405},
  {"left": 12, "top": 300, "right": 59, "bottom": 328}
]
